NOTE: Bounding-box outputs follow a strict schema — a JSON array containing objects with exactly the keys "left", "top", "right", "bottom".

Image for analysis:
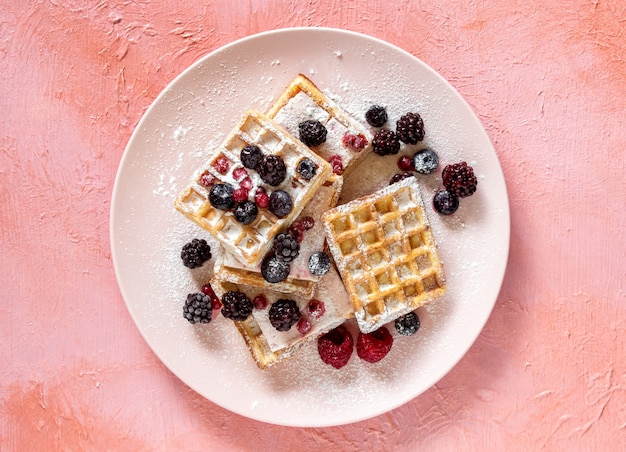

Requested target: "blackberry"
[
  {"left": 268, "top": 190, "right": 293, "bottom": 218},
  {"left": 308, "top": 251, "right": 331, "bottom": 276},
  {"left": 257, "top": 155, "right": 287, "bottom": 186},
  {"left": 221, "top": 291, "right": 253, "bottom": 321},
  {"left": 180, "top": 238, "right": 212, "bottom": 269},
  {"left": 299, "top": 120, "right": 327, "bottom": 147},
  {"left": 261, "top": 254, "right": 291, "bottom": 283},
  {"left": 240, "top": 145, "right": 263, "bottom": 170},
  {"left": 412, "top": 149, "right": 439, "bottom": 174},
  {"left": 273, "top": 232, "right": 300, "bottom": 263},
  {"left": 209, "top": 183, "right": 235, "bottom": 210},
  {"left": 365, "top": 105, "right": 388, "bottom": 127},
  {"left": 372, "top": 129, "right": 400, "bottom": 156},
  {"left": 442, "top": 162, "right": 478, "bottom": 198},
  {"left": 183, "top": 292, "right": 212, "bottom": 324},
  {"left": 268, "top": 299, "right": 301, "bottom": 331},
  {"left": 234, "top": 200, "right": 258, "bottom": 225},
  {"left": 433, "top": 189, "right": 459, "bottom": 215},
  {"left": 396, "top": 112, "right": 425, "bottom": 144},
  {"left": 395, "top": 311, "right": 420, "bottom": 336},
  {"left": 297, "top": 158, "right": 317, "bottom": 180}
]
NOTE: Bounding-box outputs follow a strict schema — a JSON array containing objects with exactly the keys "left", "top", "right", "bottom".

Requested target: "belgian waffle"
[
  {"left": 266, "top": 74, "right": 373, "bottom": 177},
  {"left": 322, "top": 177, "right": 446, "bottom": 333},
  {"left": 174, "top": 110, "right": 332, "bottom": 266},
  {"left": 211, "top": 266, "right": 353, "bottom": 369},
  {"left": 214, "top": 174, "right": 343, "bottom": 298}
]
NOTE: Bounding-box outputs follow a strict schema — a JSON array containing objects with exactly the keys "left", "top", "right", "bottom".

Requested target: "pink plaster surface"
[{"left": 1, "top": 0, "right": 625, "bottom": 449}]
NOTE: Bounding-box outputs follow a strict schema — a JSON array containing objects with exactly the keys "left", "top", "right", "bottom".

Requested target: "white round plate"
[{"left": 110, "top": 27, "right": 510, "bottom": 427}]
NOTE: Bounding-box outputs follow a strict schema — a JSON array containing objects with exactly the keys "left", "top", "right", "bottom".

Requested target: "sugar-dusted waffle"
[
  {"left": 214, "top": 174, "right": 343, "bottom": 298},
  {"left": 322, "top": 177, "right": 446, "bottom": 333},
  {"left": 212, "top": 266, "right": 353, "bottom": 369},
  {"left": 175, "top": 110, "right": 332, "bottom": 266},
  {"left": 266, "top": 74, "right": 373, "bottom": 177}
]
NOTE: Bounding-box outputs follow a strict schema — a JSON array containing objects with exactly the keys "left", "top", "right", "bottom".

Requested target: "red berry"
[
  {"left": 252, "top": 294, "right": 268, "bottom": 310},
  {"left": 328, "top": 155, "right": 344, "bottom": 175},
  {"left": 288, "top": 225, "right": 305, "bottom": 243},
  {"left": 201, "top": 284, "right": 221, "bottom": 310},
  {"left": 232, "top": 167, "right": 248, "bottom": 181},
  {"left": 254, "top": 187, "right": 269, "bottom": 209},
  {"left": 232, "top": 187, "right": 249, "bottom": 203},
  {"left": 356, "top": 327, "right": 393, "bottom": 363},
  {"left": 318, "top": 325, "right": 354, "bottom": 369},
  {"left": 306, "top": 299, "right": 325, "bottom": 319},
  {"left": 342, "top": 133, "right": 368, "bottom": 151},
  {"left": 212, "top": 156, "right": 230, "bottom": 174},
  {"left": 240, "top": 177, "right": 253, "bottom": 190},
  {"left": 397, "top": 155, "right": 414, "bottom": 172},
  {"left": 297, "top": 317, "right": 312, "bottom": 335},
  {"left": 389, "top": 172, "right": 413, "bottom": 185},
  {"left": 299, "top": 216, "right": 315, "bottom": 230},
  {"left": 198, "top": 171, "right": 216, "bottom": 187}
]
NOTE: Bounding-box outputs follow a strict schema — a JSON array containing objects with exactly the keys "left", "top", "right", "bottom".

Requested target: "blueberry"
[
  {"left": 433, "top": 189, "right": 459, "bottom": 215},
  {"left": 395, "top": 312, "right": 420, "bottom": 336},
  {"left": 240, "top": 145, "right": 263, "bottom": 169},
  {"left": 308, "top": 251, "right": 331, "bottom": 276},
  {"left": 233, "top": 200, "right": 258, "bottom": 225},
  {"left": 209, "top": 183, "right": 235, "bottom": 210},
  {"left": 297, "top": 158, "right": 317, "bottom": 180},
  {"left": 268, "top": 190, "right": 293, "bottom": 218},
  {"left": 412, "top": 149, "right": 439, "bottom": 174},
  {"left": 261, "top": 254, "right": 290, "bottom": 283}
]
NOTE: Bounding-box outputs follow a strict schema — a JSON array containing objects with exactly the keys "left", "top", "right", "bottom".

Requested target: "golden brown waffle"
[
  {"left": 266, "top": 74, "right": 373, "bottom": 177},
  {"left": 212, "top": 266, "right": 353, "bottom": 369},
  {"left": 322, "top": 177, "right": 446, "bottom": 333},
  {"left": 174, "top": 110, "right": 332, "bottom": 266}
]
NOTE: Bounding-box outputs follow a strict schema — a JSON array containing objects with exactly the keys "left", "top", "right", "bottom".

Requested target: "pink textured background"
[{"left": 2, "top": 0, "right": 625, "bottom": 449}]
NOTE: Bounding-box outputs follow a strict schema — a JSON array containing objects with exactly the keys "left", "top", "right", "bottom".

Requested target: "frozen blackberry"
[
  {"left": 209, "top": 183, "right": 235, "bottom": 210},
  {"left": 442, "top": 162, "right": 478, "bottom": 198},
  {"left": 365, "top": 105, "right": 388, "bottom": 127},
  {"left": 413, "top": 148, "right": 439, "bottom": 174},
  {"left": 268, "top": 190, "right": 293, "bottom": 218},
  {"left": 395, "top": 311, "right": 420, "bottom": 336},
  {"left": 240, "top": 145, "right": 263, "bottom": 169},
  {"left": 372, "top": 129, "right": 400, "bottom": 156},
  {"left": 233, "top": 200, "right": 258, "bottom": 225},
  {"left": 261, "top": 254, "right": 291, "bottom": 283},
  {"left": 183, "top": 292, "right": 212, "bottom": 324},
  {"left": 220, "top": 291, "right": 253, "bottom": 321},
  {"left": 396, "top": 112, "right": 425, "bottom": 144},
  {"left": 433, "top": 189, "right": 459, "bottom": 215},
  {"left": 308, "top": 251, "right": 331, "bottom": 276},
  {"left": 299, "top": 120, "right": 327, "bottom": 147},
  {"left": 257, "top": 155, "right": 287, "bottom": 186},
  {"left": 297, "top": 158, "right": 317, "bottom": 180},
  {"left": 180, "top": 238, "right": 212, "bottom": 269},
  {"left": 268, "top": 299, "right": 301, "bottom": 331},
  {"left": 273, "top": 232, "right": 300, "bottom": 263}
]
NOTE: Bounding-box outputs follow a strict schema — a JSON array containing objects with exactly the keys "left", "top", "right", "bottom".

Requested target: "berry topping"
[
  {"left": 268, "top": 190, "right": 293, "bottom": 218},
  {"left": 232, "top": 167, "right": 249, "bottom": 181},
  {"left": 297, "top": 317, "right": 312, "bottom": 335},
  {"left": 372, "top": 129, "right": 400, "bottom": 156},
  {"left": 396, "top": 112, "right": 425, "bottom": 144},
  {"left": 257, "top": 154, "right": 287, "bottom": 186},
  {"left": 318, "top": 325, "right": 354, "bottom": 369},
  {"left": 212, "top": 156, "right": 230, "bottom": 174},
  {"left": 299, "top": 216, "right": 315, "bottom": 230},
  {"left": 268, "top": 299, "right": 301, "bottom": 331},
  {"left": 272, "top": 232, "right": 300, "bottom": 263},
  {"left": 180, "top": 238, "right": 212, "bottom": 269},
  {"left": 261, "top": 254, "right": 291, "bottom": 283},
  {"left": 306, "top": 299, "right": 326, "bottom": 319},
  {"left": 328, "top": 155, "right": 344, "bottom": 175},
  {"left": 232, "top": 187, "right": 249, "bottom": 203},
  {"left": 221, "top": 291, "right": 253, "bottom": 321},
  {"left": 183, "top": 292, "right": 212, "bottom": 324},
  {"left": 298, "top": 120, "right": 327, "bottom": 147},
  {"left": 365, "top": 105, "right": 388, "bottom": 127},
  {"left": 240, "top": 145, "right": 263, "bottom": 169},
  {"left": 198, "top": 170, "right": 215, "bottom": 187},
  {"left": 442, "top": 162, "right": 478, "bottom": 198},
  {"left": 209, "top": 183, "right": 235, "bottom": 210},
  {"left": 308, "top": 251, "right": 331, "bottom": 276},
  {"left": 433, "top": 189, "right": 459, "bottom": 215},
  {"left": 412, "top": 148, "right": 439, "bottom": 174},
  {"left": 395, "top": 311, "right": 421, "bottom": 336},
  {"left": 240, "top": 176, "right": 253, "bottom": 191},
  {"left": 254, "top": 187, "right": 269, "bottom": 209},
  {"left": 397, "top": 155, "right": 415, "bottom": 172},
  {"left": 356, "top": 327, "right": 394, "bottom": 363},
  {"left": 297, "top": 158, "right": 317, "bottom": 180},
  {"left": 201, "top": 284, "right": 222, "bottom": 310},
  {"left": 287, "top": 224, "right": 304, "bottom": 243},
  {"left": 389, "top": 172, "right": 414, "bottom": 185},
  {"left": 233, "top": 200, "right": 258, "bottom": 225},
  {"left": 342, "top": 133, "right": 368, "bottom": 151},
  {"left": 252, "top": 294, "right": 268, "bottom": 310}
]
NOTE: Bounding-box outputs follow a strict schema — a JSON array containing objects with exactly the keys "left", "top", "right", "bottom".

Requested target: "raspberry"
[
  {"left": 396, "top": 112, "right": 425, "bottom": 144},
  {"left": 365, "top": 105, "right": 387, "bottom": 127},
  {"left": 209, "top": 183, "right": 235, "bottom": 210},
  {"left": 287, "top": 224, "right": 304, "bottom": 243},
  {"left": 389, "top": 172, "right": 413, "bottom": 185},
  {"left": 298, "top": 120, "right": 327, "bottom": 147},
  {"left": 297, "top": 158, "right": 317, "bottom": 180},
  {"left": 254, "top": 187, "right": 269, "bottom": 209},
  {"left": 412, "top": 149, "right": 439, "bottom": 174},
  {"left": 198, "top": 170, "right": 215, "bottom": 188},
  {"left": 297, "top": 317, "right": 312, "bottom": 335},
  {"left": 240, "top": 177, "right": 253, "bottom": 191},
  {"left": 180, "top": 238, "right": 212, "bottom": 269},
  {"left": 240, "top": 145, "right": 263, "bottom": 169},
  {"left": 272, "top": 232, "right": 300, "bottom": 263},
  {"left": 442, "top": 162, "right": 478, "bottom": 198},
  {"left": 221, "top": 291, "right": 253, "bottom": 321},
  {"left": 328, "top": 155, "right": 344, "bottom": 175},
  {"left": 183, "top": 292, "right": 212, "bottom": 324},
  {"left": 306, "top": 299, "right": 325, "bottom": 319},
  {"left": 356, "top": 327, "right": 393, "bottom": 363},
  {"left": 432, "top": 189, "right": 459, "bottom": 215},
  {"left": 212, "top": 156, "right": 230, "bottom": 174},
  {"left": 232, "top": 187, "right": 249, "bottom": 203},
  {"left": 342, "top": 133, "right": 368, "bottom": 151},
  {"left": 299, "top": 216, "right": 315, "bottom": 230},
  {"left": 261, "top": 254, "right": 290, "bottom": 283},
  {"left": 252, "top": 294, "right": 268, "bottom": 310},
  {"left": 268, "top": 299, "right": 301, "bottom": 331},
  {"left": 395, "top": 311, "right": 420, "bottom": 336},
  {"left": 233, "top": 200, "right": 258, "bottom": 225},
  {"left": 397, "top": 155, "right": 415, "bottom": 172},
  {"left": 232, "top": 167, "right": 248, "bottom": 181},
  {"left": 268, "top": 190, "right": 293, "bottom": 218},
  {"left": 318, "top": 325, "right": 354, "bottom": 369},
  {"left": 257, "top": 155, "right": 287, "bottom": 186},
  {"left": 372, "top": 129, "right": 400, "bottom": 156},
  {"left": 201, "top": 284, "right": 222, "bottom": 310},
  {"left": 308, "top": 251, "right": 331, "bottom": 276}
]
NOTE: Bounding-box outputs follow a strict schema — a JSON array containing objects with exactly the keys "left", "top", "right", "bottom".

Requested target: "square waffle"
[
  {"left": 322, "top": 177, "right": 446, "bottom": 333},
  {"left": 266, "top": 74, "right": 373, "bottom": 178},
  {"left": 211, "top": 266, "right": 353, "bottom": 369},
  {"left": 174, "top": 110, "right": 332, "bottom": 266}
]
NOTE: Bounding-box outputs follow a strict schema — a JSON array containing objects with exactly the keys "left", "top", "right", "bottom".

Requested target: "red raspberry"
[
  {"left": 212, "top": 156, "right": 230, "bottom": 174},
  {"left": 254, "top": 187, "right": 269, "bottom": 209},
  {"left": 232, "top": 187, "right": 249, "bottom": 203},
  {"left": 232, "top": 167, "right": 248, "bottom": 181},
  {"left": 288, "top": 224, "right": 304, "bottom": 243},
  {"left": 328, "top": 155, "right": 344, "bottom": 175},
  {"left": 389, "top": 172, "right": 413, "bottom": 185},
  {"left": 240, "top": 177, "right": 253, "bottom": 191},
  {"left": 342, "top": 133, "right": 368, "bottom": 151},
  {"left": 397, "top": 155, "right": 414, "bottom": 172},
  {"left": 317, "top": 325, "right": 354, "bottom": 369},
  {"left": 356, "top": 327, "right": 393, "bottom": 363},
  {"left": 306, "top": 299, "right": 325, "bottom": 319},
  {"left": 252, "top": 294, "right": 268, "bottom": 310},
  {"left": 297, "top": 317, "right": 312, "bottom": 335},
  {"left": 198, "top": 170, "right": 216, "bottom": 187},
  {"left": 299, "top": 216, "right": 315, "bottom": 230},
  {"left": 201, "top": 284, "right": 222, "bottom": 310}
]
